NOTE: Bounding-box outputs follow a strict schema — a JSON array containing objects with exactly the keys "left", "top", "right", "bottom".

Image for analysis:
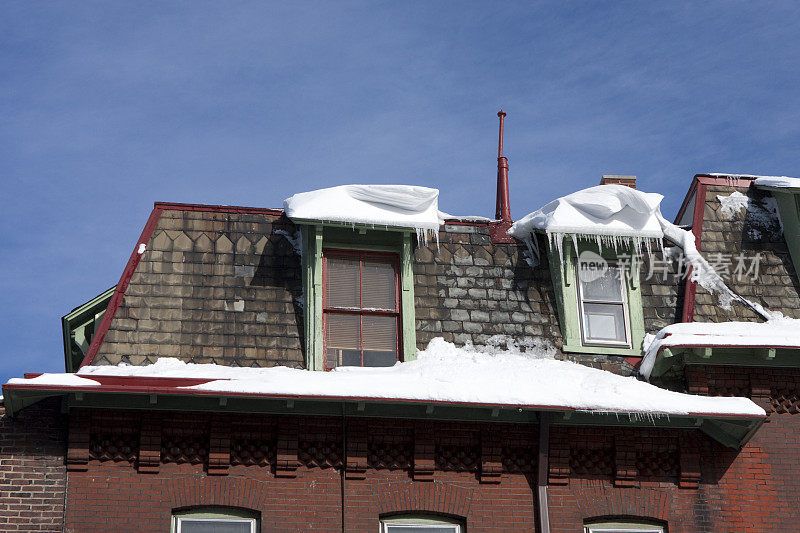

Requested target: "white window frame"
[
  {"left": 380, "top": 515, "right": 462, "bottom": 533},
  {"left": 172, "top": 508, "right": 257, "bottom": 533},
  {"left": 576, "top": 262, "right": 632, "bottom": 348}
]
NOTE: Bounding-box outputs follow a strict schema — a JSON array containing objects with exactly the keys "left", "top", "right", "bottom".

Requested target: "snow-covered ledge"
[
  {"left": 640, "top": 319, "right": 800, "bottom": 381},
  {"left": 4, "top": 338, "right": 765, "bottom": 448}
]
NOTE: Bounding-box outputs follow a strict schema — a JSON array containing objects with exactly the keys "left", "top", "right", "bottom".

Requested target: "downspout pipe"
[{"left": 537, "top": 412, "right": 551, "bottom": 533}]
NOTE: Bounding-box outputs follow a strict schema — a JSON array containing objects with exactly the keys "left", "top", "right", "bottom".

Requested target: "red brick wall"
[{"left": 0, "top": 398, "right": 67, "bottom": 531}]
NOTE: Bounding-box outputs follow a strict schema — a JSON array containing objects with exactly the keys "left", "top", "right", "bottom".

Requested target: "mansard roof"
[{"left": 39, "top": 174, "right": 800, "bottom": 380}]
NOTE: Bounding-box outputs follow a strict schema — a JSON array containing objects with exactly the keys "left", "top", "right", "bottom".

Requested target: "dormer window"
[
  {"left": 577, "top": 263, "right": 631, "bottom": 346},
  {"left": 323, "top": 250, "right": 401, "bottom": 369}
]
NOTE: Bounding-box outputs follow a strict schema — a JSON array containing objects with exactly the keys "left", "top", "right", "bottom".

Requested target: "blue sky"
[{"left": 2, "top": 1, "right": 799, "bottom": 383}]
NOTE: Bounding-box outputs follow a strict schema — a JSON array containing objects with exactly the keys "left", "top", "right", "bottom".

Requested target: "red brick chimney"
[{"left": 600, "top": 175, "right": 636, "bottom": 189}]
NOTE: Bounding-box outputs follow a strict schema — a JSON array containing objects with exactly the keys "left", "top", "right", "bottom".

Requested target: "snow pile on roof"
[
  {"left": 69, "top": 337, "right": 764, "bottom": 417},
  {"left": 640, "top": 318, "right": 800, "bottom": 379},
  {"left": 284, "top": 185, "right": 442, "bottom": 243},
  {"left": 6, "top": 373, "right": 100, "bottom": 387},
  {"left": 753, "top": 176, "right": 800, "bottom": 189},
  {"left": 509, "top": 185, "right": 666, "bottom": 259}
]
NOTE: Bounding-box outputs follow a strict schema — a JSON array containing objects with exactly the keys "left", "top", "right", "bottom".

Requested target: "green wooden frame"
[
  {"left": 62, "top": 287, "right": 115, "bottom": 373},
  {"left": 548, "top": 238, "right": 645, "bottom": 356},
  {"left": 648, "top": 345, "right": 800, "bottom": 380},
  {"left": 300, "top": 223, "right": 417, "bottom": 371}
]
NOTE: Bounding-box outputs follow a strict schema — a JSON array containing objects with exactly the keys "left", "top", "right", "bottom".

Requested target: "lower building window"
[
  {"left": 172, "top": 507, "right": 258, "bottom": 533},
  {"left": 584, "top": 520, "right": 664, "bottom": 533},
  {"left": 323, "top": 250, "right": 401, "bottom": 369},
  {"left": 381, "top": 515, "right": 462, "bottom": 533}
]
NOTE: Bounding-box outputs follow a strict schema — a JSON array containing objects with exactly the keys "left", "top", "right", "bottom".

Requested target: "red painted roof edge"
[
  {"left": 78, "top": 206, "right": 165, "bottom": 368},
  {"left": 680, "top": 179, "right": 708, "bottom": 323},
  {"left": 0, "top": 378, "right": 765, "bottom": 419},
  {"left": 154, "top": 201, "right": 284, "bottom": 216},
  {"left": 694, "top": 174, "right": 758, "bottom": 187}
]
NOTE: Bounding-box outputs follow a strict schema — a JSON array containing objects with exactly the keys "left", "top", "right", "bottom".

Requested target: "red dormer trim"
[{"left": 79, "top": 205, "right": 165, "bottom": 368}]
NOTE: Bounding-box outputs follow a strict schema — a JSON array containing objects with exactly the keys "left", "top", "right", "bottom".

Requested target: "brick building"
[{"left": 3, "top": 120, "right": 800, "bottom": 531}]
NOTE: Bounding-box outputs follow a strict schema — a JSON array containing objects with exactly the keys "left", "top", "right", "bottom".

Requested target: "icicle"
[
  {"left": 554, "top": 232, "right": 565, "bottom": 263},
  {"left": 571, "top": 233, "right": 579, "bottom": 257}
]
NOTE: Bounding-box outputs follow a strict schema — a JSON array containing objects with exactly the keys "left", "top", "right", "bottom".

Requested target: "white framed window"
[
  {"left": 577, "top": 263, "right": 631, "bottom": 347},
  {"left": 584, "top": 521, "right": 664, "bottom": 533},
  {"left": 380, "top": 514, "right": 462, "bottom": 533},
  {"left": 172, "top": 508, "right": 257, "bottom": 533}
]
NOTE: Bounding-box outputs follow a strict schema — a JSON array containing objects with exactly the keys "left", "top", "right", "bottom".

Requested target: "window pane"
[
  {"left": 580, "top": 266, "right": 623, "bottom": 302},
  {"left": 326, "top": 314, "right": 361, "bottom": 368},
  {"left": 362, "top": 259, "right": 396, "bottom": 310},
  {"left": 583, "top": 303, "right": 626, "bottom": 342},
  {"left": 327, "top": 257, "right": 360, "bottom": 308},
  {"left": 362, "top": 316, "right": 397, "bottom": 367},
  {"left": 178, "top": 519, "right": 252, "bottom": 533}
]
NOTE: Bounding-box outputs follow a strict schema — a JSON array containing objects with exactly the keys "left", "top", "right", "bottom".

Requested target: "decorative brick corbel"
[
  {"left": 275, "top": 417, "right": 298, "bottom": 478},
  {"left": 138, "top": 414, "right": 162, "bottom": 473},
  {"left": 547, "top": 440, "right": 569, "bottom": 485},
  {"left": 480, "top": 428, "right": 502, "bottom": 484},
  {"left": 679, "top": 436, "right": 701, "bottom": 489},
  {"left": 750, "top": 374, "right": 773, "bottom": 420},
  {"left": 207, "top": 414, "right": 230, "bottom": 476},
  {"left": 413, "top": 422, "right": 435, "bottom": 481},
  {"left": 66, "top": 409, "right": 90, "bottom": 472},
  {"left": 614, "top": 437, "right": 638, "bottom": 487},
  {"left": 345, "top": 420, "right": 367, "bottom": 480}
]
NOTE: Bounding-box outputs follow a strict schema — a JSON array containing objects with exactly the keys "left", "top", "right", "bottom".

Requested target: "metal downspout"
[{"left": 537, "top": 412, "right": 551, "bottom": 533}]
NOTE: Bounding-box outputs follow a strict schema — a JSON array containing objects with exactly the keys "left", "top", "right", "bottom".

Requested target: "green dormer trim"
[
  {"left": 298, "top": 223, "right": 418, "bottom": 371},
  {"left": 647, "top": 345, "right": 800, "bottom": 380},
  {"left": 62, "top": 287, "right": 114, "bottom": 372},
  {"left": 548, "top": 238, "right": 646, "bottom": 357}
]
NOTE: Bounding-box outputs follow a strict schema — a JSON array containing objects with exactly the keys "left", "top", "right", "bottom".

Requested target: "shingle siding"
[
  {"left": 640, "top": 247, "right": 685, "bottom": 334},
  {"left": 413, "top": 224, "right": 564, "bottom": 353},
  {"left": 94, "top": 209, "right": 305, "bottom": 367},
  {"left": 693, "top": 185, "right": 800, "bottom": 322}
]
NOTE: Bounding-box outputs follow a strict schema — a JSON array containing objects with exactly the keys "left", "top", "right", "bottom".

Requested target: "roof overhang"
[
  {"left": 647, "top": 343, "right": 800, "bottom": 380},
  {"left": 3, "top": 374, "right": 764, "bottom": 449}
]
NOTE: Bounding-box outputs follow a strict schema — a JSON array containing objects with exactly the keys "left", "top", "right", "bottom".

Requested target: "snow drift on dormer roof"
[
  {"left": 284, "top": 185, "right": 443, "bottom": 241},
  {"left": 753, "top": 176, "right": 800, "bottom": 189},
  {"left": 509, "top": 184, "right": 665, "bottom": 240}
]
